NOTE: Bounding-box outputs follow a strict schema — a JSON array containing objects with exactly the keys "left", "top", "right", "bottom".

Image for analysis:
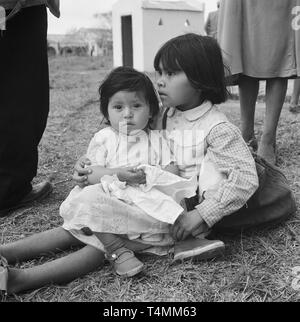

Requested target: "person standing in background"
[
  {"left": 204, "top": 1, "right": 220, "bottom": 39},
  {"left": 0, "top": 0, "right": 60, "bottom": 217},
  {"left": 218, "top": 0, "right": 300, "bottom": 164}
]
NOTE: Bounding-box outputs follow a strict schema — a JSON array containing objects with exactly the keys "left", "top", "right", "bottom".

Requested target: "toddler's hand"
[
  {"left": 117, "top": 167, "right": 146, "bottom": 185},
  {"left": 73, "top": 156, "right": 92, "bottom": 188}
]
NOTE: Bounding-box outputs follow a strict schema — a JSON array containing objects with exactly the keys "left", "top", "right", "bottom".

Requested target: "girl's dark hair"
[
  {"left": 154, "top": 33, "right": 228, "bottom": 104},
  {"left": 99, "top": 66, "right": 160, "bottom": 124}
]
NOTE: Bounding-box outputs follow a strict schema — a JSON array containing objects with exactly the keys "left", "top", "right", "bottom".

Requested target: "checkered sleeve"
[{"left": 195, "top": 122, "right": 259, "bottom": 227}]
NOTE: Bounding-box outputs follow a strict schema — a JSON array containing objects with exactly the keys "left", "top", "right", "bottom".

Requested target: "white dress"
[{"left": 60, "top": 127, "right": 197, "bottom": 251}]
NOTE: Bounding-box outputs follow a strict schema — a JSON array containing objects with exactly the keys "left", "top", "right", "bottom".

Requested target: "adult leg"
[
  {"left": 0, "top": 6, "right": 50, "bottom": 212},
  {"left": 238, "top": 75, "right": 260, "bottom": 144},
  {"left": 0, "top": 228, "right": 83, "bottom": 264},
  {"left": 6, "top": 245, "right": 105, "bottom": 294},
  {"left": 258, "top": 78, "right": 288, "bottom": 164},
  {"left": 289, "top": 78, "right": 300, "bottom": 112}
]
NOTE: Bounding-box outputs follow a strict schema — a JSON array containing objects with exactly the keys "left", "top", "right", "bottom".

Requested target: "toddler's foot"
[
  {"left": 107, "top": 247, "right": 144, "bottom": 277},
  {"left": 172, "top": 238, "right": 225, "bottom": 262}
]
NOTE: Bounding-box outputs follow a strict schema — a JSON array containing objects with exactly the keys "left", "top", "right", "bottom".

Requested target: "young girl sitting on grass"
[
  {"left": 59, "top": 66, "right": 204, "bottom": 277},
  {"left": 154, "top": 33, "right": 259, "bottom": 241}
]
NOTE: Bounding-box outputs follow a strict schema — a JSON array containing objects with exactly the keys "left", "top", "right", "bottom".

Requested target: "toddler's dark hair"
[
  {"left": 99, "top": 66, "right": 160, "bottom": 124},
  {"left": 154, "top": 33, "right": 228, "bottom": 105}
]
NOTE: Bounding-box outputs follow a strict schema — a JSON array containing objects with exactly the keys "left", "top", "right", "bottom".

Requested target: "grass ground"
[{"left": 1, "top": 56, "right": 299, "bottom": 302}]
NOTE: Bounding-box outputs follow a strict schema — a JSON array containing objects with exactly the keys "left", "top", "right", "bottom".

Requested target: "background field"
[{"left": 1, "top": 56, "right": 299, "bottom": 302}]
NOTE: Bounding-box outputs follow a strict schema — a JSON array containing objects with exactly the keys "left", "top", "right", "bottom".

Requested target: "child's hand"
[
  {"left": 171, "top": 209, "right": 207, "bottom": 241},
  {"left": 73, "top": 156, "right": 92, "bottom": 188},
  {"left": 117, "top": 167, "right": 146, "bottom": 185}
]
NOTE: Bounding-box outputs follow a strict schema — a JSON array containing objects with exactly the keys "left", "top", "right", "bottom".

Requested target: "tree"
[{"left": 93, "top": 12, "right": 112, "bottom": 30}]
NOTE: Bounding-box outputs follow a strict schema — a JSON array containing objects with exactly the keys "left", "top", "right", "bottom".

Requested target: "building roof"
[{"left": 142, "top": 0, "right": 204, "bottom": 12}]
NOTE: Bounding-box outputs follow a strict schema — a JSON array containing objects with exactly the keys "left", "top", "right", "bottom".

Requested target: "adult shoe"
[{"left": 0, "top": 181, "right": 53, "bottom": 217}]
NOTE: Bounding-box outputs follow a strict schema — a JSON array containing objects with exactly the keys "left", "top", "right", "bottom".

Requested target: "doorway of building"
[{"left": 121, "top": 15, "right": 133, "bottom": 67}]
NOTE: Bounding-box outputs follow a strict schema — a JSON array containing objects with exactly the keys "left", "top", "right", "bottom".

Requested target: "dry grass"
[{"left": 0, "top": 56, "right": 299, "bottom": 302}]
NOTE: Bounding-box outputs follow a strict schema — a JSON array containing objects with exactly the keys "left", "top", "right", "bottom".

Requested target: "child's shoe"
[
  {"left": 172, "top": 238, "right": 225, "bottom": 262},
  {"left": 0, "top": 255, "right": 9, "bottom": 294},
  {"left": 107, "top": 247, "right": 144, "bottom": 277}
]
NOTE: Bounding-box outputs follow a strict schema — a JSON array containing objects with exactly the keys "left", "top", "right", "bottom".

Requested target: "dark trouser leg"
[{"left": 0, "top": 6, "right": 49, "bottom": 210}]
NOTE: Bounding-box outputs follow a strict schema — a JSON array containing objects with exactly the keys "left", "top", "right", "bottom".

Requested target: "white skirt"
[{"left": 60, "top": 184, "right": 175, "bottom": 251}]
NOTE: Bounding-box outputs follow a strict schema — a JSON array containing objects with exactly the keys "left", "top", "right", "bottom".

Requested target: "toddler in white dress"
[{"left": 60, "top": 67, "right": 197, "bottom": 277}]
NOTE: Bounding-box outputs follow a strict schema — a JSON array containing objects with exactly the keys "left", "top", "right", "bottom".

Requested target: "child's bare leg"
[
  {"left": 6, "top": 245, "right": 105, "bottom": 294},
  {"left": 122, "top": 239, "right": 153, "bottom": 252},
  {"left": 94, "top": 232, "right": 125, "bottom": 254},
  {"left": 0, "top": 227, "right": 83, "bottom": 264},
  {"left": 82, "top": 228, "right": 151, "bottom": 252},
  {"left": 94, "top": 233, "right": 153, "bottom": 253}
]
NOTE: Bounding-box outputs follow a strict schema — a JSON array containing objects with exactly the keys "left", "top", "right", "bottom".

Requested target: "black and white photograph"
[{"left": 0, "top": 0, "right": 299, "bottom": 305}]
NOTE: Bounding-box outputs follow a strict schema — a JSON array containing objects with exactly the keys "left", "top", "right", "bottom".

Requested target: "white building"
[{"left": 112, "top": 0, "right": 205, "bottom": 72}]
